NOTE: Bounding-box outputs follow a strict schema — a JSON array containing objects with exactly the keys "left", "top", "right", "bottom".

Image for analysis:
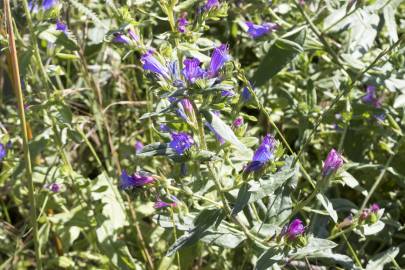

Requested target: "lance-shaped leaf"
[
  {"left": 202, "top": 110, "right": 249, "bottom": 153},
  {"left": 316, "top": 193, "right": 338, "bottom": 223},
  {"left": 251, "top": 28, "right": 306, "bottom": 87}
]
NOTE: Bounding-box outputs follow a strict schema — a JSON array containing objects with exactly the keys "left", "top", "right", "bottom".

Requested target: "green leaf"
[
  {"left": 166, "top": 209, "right": 224, "bottom": 256},
  {"left": 202, "top": 110, "right": 249, "bottom": 152},
  {"left": 251, "top": 29, "right": 305, "bottom": 87},
  {"left": 316, "top": 193, "right": 338, "bottom": 223},
  {"left": 359, "top": 220, "right": 385, "bottom": 236},
  {"left": 255, "top": 246, "right": 284, "bottom": 270},
  {"left": 137, "top": 143, "right": 176, "bottom": 157},
  {"left": 55, "top": 33, "right": 79, "bottom": 51},
  {"left": 289, "top": 236, "right": 337, "bottom": 257},
  {"left": 91, "top": 173, "right": 137, "bottom": 270},
  {"left": 365, "top": 247, "right": 399, "bottom": 270},
  {"left": 231, "top": 183, "right": 251, "bottom": 216}
]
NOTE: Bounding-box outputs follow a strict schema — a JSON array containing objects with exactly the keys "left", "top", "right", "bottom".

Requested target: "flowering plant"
[{"left": 0, "top": 0, "right": 404, "bottom": 269}]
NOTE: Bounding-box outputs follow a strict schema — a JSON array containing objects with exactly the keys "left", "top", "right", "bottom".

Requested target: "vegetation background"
[{"left": 0, "top": 0, "right": 404, "bottom": 269}]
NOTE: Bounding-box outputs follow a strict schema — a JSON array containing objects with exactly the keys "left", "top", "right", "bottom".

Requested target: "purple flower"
[
  {"left": 233, "top": 117, "right": 244, "bottom": 128},
  {"left": 29, "top": 0, "right": 58, "bottom": 12},
  {"left": 241, "top": 87, "right": 251, "bottom": 102},
  {"left": 286, "top": 218, "right": 305, "bottom": 240},
  {"left": 221, "top": 90, "right": 235, "bottom": 97},
  {"left": 135, "top": 141, "right": 144, "bottom": 154},
  {"left": 205, "top": 0, "right": 220, "bottom": 10},
  {"left": 244, "top": 134, "right": 276, "bottom": 173},
  {"left": 141, "top": 50, "right": 170, "bottom": 80},
  {"left": 370, "top": 203, "right": 380, "bottom": 213},
  {"left": 245, "top": 22, "right": 278, "bottom": 38},
  {"left": 182, "top": 58, "right": 205, "bottom": 83},
  {"left": 160, "top": 124, "right": 171, "bottom": 132},
  {"left": 322, "top": 149, "right": 344, "bottom": 176},
  {"left": 181, "top": 98, "right": 194, "bottom": 113},
  {"left": 0, "top": 144, "right": 6, "bottom": 161},
  {"left": 206, "top": 122, "right": 225, "bottom": 145},
  {"left": 362, "top": 85, "right": 381, "bottom": 108},
  {"left": 113, "top": 33, "right": 131, "bottom": 44},
  {"left": 154, "top": 199, "right": 177, "bottom": 209},
  {"left": 56, "top": 20, "right": 67, "bottom": 34},
  {"left": 44, "top": 183, "right": 63, "bottom": 193},
  {"left": 128, "top": 29, "right": 139, "bottom": 42},
  {"left": 169, "top": 132, "right": 194, "bottom": 155},
  {"left": 208, "top": 44, "right": 230, "bottom": 78},
  {"left": 177, "top": 16, "right": 188, "bottom": 33},
  {"left": 120, "top": 170, "right": 155, "bottom": 189}
]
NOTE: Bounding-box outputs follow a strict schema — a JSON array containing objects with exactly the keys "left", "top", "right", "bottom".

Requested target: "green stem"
[
  {"left": 4, "top": 1, "right": 42, "bottom": 268},
  {"left": 341, "top": 231, "right": 363, "bottom": 269}
]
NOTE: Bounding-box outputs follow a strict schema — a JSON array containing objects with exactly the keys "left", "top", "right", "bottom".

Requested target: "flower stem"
[{"left": 4, "top": 1, "right": 42, "bottom": 269}]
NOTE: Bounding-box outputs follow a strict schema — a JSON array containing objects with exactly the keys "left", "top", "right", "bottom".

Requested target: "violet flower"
[
  {"left": 113, "top": 33, "right": 131, "bottom": 44},
  {"left": 56, "top": 20, "right": 68, "bottom": 34},
  {"left": 221, "top": 90, "right": 235, "bottom": 97},
  {"left": 322, "top": 149, "right": 344, "bottom": 176},
  {"left": 154, "top": 199, "right": 177, "bottom": 209},
  {"left": 177, "top": 16, "right": 188, "bottom": 33},
  {"left": 362, "top": 85, "right": 381, "bottom": 108},
  {"left": 141, "top": 50, "right": 170, "bottom": 80},
  {"left": 181, "top": 98, "right": 194, "bottom": 113},
  {"left": 0, "top": 143, "right": 6, "bottom": 162},
  {"left": 245, "top": 22, "right": 278, "bottom": 38},
  {"left": 244, "top": 134, "right": 276, "bottom": 173},
  {"left": 29, "top": 0, "right": 58, "bottom": 12},
  {"left": 45, "top": 183, "right": 63, "bottom": 192},
  {"left": 169, "top": 132, "right": 194, "bottom": 155},
  {"left": 160, "top": 124, "right": 171, "bottom": 132},
  {"left": 182, "top": 58, "right": 205, "bottom": 83},
  {"left": 135, "top": 141, "right": 144, "bottom": 154},
  {"left": 370, "top": 203, "right": 380, "bottom": 213},
  {"left": 120, "top": 170, "right": 155, "bottom": 189},
  {"left": 241, "top": 87, "right": 251, "bottom": 102},
  {"left": 128, "top": 29, "right": 139, "bottom": 42},
  {"left": 205, "top": 0, "right": 220, "bottom": 10},
  {"left": 208, "top": 44, "right": 230, "bottom": 78},
  {"left": 286, "top": 218, "right": 305, "bottom": 240},
  {"left": 233, "top": 117, "right": 244, "bottom": 128}
]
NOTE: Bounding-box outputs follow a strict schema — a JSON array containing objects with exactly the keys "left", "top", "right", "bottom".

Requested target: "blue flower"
[
  {"left": 221, "top": 90, "right": 235, "bottom": 97},
  {"left": 141, "top": 50, "right": 170, "bottom": 80},
  {"left": 244, "top": 134, "right": 276, "bottom": 173},
  {"left": 0, "top": 143, "right": 6, "bottom": 162},
  {"left": 245, "top": 22, "right": 278, "bottom": 38},
  {"left": 160, "top": 124, "right": 171, "bottom": 132},
  {"left": 241, "top": 87, "right": 251, "bottom": 102},
  {"left": 113, "top": 33, "right": 131, "bottom": 44},
  {"left": 169, "top": 132, "right": 194, "bottom": 155},
  {"left": 29, "top": 0, "right": 58, "bottom": 12},
  {"left": 56, "top": 20, "right": 68, "bottom": 34},
  {"left": 120, "top": 170, "right": 155, "bottom": 189},
  {"left": 182, "top": 58, "right": 205, "bottom": 83},
  {"left": 208, "top": 44, "right": 230, "bottom": 78}
]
